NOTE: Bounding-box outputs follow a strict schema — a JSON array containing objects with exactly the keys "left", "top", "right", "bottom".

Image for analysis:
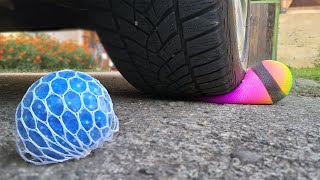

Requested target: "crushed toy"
[{"left": 200, "top": 60, "right": 293, "bottom": 105}]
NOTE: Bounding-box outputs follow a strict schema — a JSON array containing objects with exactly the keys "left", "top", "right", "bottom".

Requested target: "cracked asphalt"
[{"left": 0, "top": 73, "right": 319, "bottom": 180}]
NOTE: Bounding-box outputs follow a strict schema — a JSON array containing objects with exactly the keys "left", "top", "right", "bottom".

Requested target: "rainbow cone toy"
[{"left": 200, "top": 60, "right": 293, "bottom": 105}]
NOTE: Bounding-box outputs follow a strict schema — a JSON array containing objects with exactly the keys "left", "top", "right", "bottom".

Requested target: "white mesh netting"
[{"left": 15, "top": 70, "right": 119, "bottom": 165}]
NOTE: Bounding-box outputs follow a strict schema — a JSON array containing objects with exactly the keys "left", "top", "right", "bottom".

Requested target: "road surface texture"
[{"left": 0, "top": 73, "right": 319, "bottom": 180}]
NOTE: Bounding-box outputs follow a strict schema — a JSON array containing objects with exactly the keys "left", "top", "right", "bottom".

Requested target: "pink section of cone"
[{"left": 200, "top": 69, "right": 272, "bottom": 105}]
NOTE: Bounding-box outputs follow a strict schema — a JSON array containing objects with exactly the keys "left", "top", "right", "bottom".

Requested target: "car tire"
[{"left": 89, "top": 0, "right": 249, "bottom": 97}]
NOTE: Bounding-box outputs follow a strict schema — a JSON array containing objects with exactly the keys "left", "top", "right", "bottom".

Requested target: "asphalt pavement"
[{"left": 0, "top": 73, "right": 319, "bottom": 180}]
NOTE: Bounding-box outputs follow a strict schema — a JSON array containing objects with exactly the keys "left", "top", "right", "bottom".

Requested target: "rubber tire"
[{"left": 89, "top": 0, "right": 246, "bottom": 97}]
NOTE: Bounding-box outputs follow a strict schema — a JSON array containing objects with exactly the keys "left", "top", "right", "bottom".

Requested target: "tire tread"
[{"left": 89, "top": 0, "right": 244, "bottom": 96}]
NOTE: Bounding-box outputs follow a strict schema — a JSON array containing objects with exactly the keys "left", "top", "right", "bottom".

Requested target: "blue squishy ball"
[{"left": 15, "top": 70, "right": 119, "bottom": 165}]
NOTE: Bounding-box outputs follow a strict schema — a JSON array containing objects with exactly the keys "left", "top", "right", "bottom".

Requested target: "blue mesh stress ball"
[{"left": 15, "top": 70, "right": 119, "bottom": 165}]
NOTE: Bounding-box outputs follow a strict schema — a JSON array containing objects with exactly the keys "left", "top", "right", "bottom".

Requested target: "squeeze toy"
[
  {"left": 16, "top": 70, "right": 119, "bottom": 165},
  {"left": 200, "top": 60, "right": 292, "bottom": 104}
]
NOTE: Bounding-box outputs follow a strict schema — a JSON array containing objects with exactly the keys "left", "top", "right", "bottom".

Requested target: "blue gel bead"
[
  {"left": 16, "top": 70, "right": 119, "bottom": 165},
  {"left": 64, "top": 91, "right": 81, "bottom": 112},
  {"left": 35, "top": 84, "right": 49, "bottom": 99},
  {"left": 79, "top": 109, "right": 93, "bottom": 131},
  {"left": 62, "top": 111, "right": 79, "bottom": 134},
  {"left": 48, "top": 116, "right": 64, "bottom": 137},
  {"left": 17, "top": 120, "right": 28, "bottom": 139},
  {"left": 95, "top": 111, "right": 107, "bottom": 128},
  {"left": 25, "top": 141, "right": 43, "bottom": 156},
  {"left": 77, "top": 129, "right": 91, "bottom": 146},
  {"left": 59, "top": 70, "right": 75, "bottom": 79},
  {"left": 37, "top": 121, "right": 55, "bottom": 142},
  {"left": 70, "top": 78, "right": 87, "bottom": 93},
  {"left": 83, "top": 92, "right": 98, "bottom": 111},
  {"left": 42, "top": 72, "right": 56, "bottom": 82},
  {"left": 66, "top": 132, "right": 81, "bottom": 147},
  {"left": 76, "top": 148, "right": 85, "bottom": 153},
  {"left": 22, "top": 109, "right": 36, "bottom": 129},
  {"left": 42, "top": 149, "right": 65, "bottom": 160},
  {"left": 29, "top": 131, "right": 48, "bottom": 148},
  {"left": 99, "top": 97, "right": 111, "bottom": 113},
  {"left": 89, "top": 82, "right": 102, "bottom": 95},
  {"left": 23, "top": 92, "right": 33, "bottom": 107},
  {"left": 32, "top": 100, "right": 47, "bottom": 121},
  {"left": 16, "top": 104, "right": 22, "bottom": 119},
  {"left": 90, "top": 127, "right": 101, "bottom": 142},
  {"left": 48, "top": 142, "right": 69, "bottom": 155},
  {"left": 46, "top": 95, "right": 64, "bottom": 116},
  {"left": 51, "top": 78, "right": 68, "bottom": 94},
  {"left": 56, "top": 136, "right": 75, "bottom": 151}
]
